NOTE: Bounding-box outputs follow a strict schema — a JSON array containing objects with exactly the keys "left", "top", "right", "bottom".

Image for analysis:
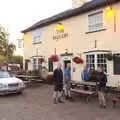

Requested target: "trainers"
[
  {"left": 103, "top": 105, "right": 107, "bottom": 108},
  {"left": 65, "top": 96, "right": 69, "bottom": 100},
  {"left": 53, "top": 100, "right": 58, "bottom": 104},
  {"left": 58, "top": 98, "right": 64, "bottom": 103},
  {"left": 68, "top": 97, "right": 74, "bottom": 102}
]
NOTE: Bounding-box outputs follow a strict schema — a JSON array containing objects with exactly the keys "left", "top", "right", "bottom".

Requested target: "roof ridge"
[{"left": 22, "top": 0, "right": 120, "bottom": 33}]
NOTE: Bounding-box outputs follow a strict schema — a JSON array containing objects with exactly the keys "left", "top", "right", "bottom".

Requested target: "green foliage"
[
  {"left": 105, "top": 53, "right": 113, "bottom": 61},
  {"left": 9, "top": 55, "right": 23, "bottom": 64},
  {"left": 0, "top": 25, "right": 16, "bottom": 61},
  {"left": 0, "top": 26, "right": 8, "bottom": 56}
]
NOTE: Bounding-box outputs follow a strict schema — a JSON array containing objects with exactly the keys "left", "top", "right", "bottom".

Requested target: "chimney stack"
[{"left": 72, "top": 0, "right": 88, "bottom": 9}]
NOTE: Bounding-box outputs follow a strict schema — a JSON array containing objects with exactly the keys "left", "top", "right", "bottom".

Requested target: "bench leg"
[
  {"left": 86, "top": 95, "right": 90, "bottom": 102},
  {"left": 113, "top": 101, "right": 116, "bottom": 108}
]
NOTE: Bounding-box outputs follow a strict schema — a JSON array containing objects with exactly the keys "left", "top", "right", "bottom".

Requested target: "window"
[
  {"left": 33, "top": 30, "right": 41, "bottom": 43},
  {"left": 86, "top": 54, "right": 95, "bottom": 70},
  {"left": 86, "top": 53, "right": 107, "bottom": 72},
  {"left": 97, "top": 54, "right": 107, "bottom": 72},
  {"left": 88, "top": 12, "right": 103, "bottom": 32},
  {"left": 33, "top": 59, "right": 38, "bottom": 70},
  {"left": 114, "top": 54, "right": 120, "bottom": 75}
]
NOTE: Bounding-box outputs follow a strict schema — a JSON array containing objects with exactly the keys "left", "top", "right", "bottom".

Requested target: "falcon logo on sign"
[
  {"left": 53, "top": 23, "right": 68, "bottom": 41},
  {"left": 56, "top": 23, "right": 64, "bottom": 33}
]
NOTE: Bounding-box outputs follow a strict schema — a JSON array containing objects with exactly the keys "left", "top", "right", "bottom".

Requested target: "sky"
[
  {"left": 0, "top": 0, "right": 91, "bottom": 55},
  {"left": 0, "top": 0, "right": 72, "bottom": 55}
]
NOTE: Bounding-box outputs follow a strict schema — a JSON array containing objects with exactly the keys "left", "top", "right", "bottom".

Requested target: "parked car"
[{"left": 0, "top": 70, "right": 25, "bottom": 95}]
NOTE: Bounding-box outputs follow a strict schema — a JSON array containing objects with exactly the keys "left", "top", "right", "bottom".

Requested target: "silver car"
[{"left": 0, "top": 71, "right": 25, "bottom": 95}]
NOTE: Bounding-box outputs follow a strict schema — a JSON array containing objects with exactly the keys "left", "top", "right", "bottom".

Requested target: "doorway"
[{"left": 64, "top": 60, "right": 71, "bottom": 69}]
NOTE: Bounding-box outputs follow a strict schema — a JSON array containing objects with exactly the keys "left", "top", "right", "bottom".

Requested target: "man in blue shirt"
[
  {"left": 81, "top": 65, "right": 90, "bottom": 82},
  {"left": 64, "top": 63, "right": 73, "bottom": 102}
]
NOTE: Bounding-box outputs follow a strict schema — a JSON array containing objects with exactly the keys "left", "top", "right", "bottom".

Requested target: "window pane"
[{"left": 88, "top": 12, "right": 103, "bottom": 32}]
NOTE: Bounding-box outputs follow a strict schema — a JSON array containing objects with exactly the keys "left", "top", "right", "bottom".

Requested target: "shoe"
[
  {"left": 99, "top": 105, "right": 106, "bottom": 108},
  {"left": 68, "top": 97, "right": 74, "bottom": 102},
  {"left": 65, "top": 96, "right": 69, "bottom": 100},
  {"left": 58, "top": 99, "right": 64, "bottom": 103},
  {"left": 99, "top": 104, "right": 103, "bottom": 108},
  {"left": 103, "top": 105, "right": 106, "bottom": 108},
  {"left": 53, "top": 100, "right": 58, "bottom": 104}
]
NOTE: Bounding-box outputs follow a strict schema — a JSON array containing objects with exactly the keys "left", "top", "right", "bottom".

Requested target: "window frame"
[
  {"left": 88, "top": 11, "right": 103, "bottom": 32},
  {"left": 86, "top": 52, "right": 108, "bottom": 72},
  {"left": 32, "top": 30, "right": 41, "bottom": 44}
]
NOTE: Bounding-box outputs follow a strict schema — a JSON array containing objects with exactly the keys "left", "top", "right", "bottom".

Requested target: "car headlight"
[
  {"left": 0, "top": 84, "right": 7, "bottom": 88},
  {"left": 0, "top": 84, "right": 3, "bottom": 88}
]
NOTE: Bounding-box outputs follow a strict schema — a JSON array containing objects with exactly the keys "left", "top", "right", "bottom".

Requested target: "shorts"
[
  {"left": 54, "top": 84, "right": 63, "bottom": 92},
  {"left": 98, "top": 86, "right": 106, "bottom": 93},
  {"left": 64, "top": 80, "right": 71, "bottom": 90}
]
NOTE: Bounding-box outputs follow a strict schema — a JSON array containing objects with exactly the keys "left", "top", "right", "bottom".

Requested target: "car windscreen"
[{"left": 0, "top": 71, "right": 11, "bottom": 78}]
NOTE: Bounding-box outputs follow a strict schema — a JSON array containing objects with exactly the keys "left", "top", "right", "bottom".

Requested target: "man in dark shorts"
[
  {"left": 53, "top": 63, "right": 63, "bottom": 104},
  {"left": 96, "top": 67, "right": 107, "bottom": 108}
]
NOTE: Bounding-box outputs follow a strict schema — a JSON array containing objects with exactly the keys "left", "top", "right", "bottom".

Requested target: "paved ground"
[{"left": 0, "top": 84, "right": 119, "bottom": 120}]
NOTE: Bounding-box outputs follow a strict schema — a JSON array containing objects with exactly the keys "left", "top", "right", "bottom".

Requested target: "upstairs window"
[
  {"left": 33, "top": 30, "right": 41, "bottom": 44},
  {"left": 88, "top": 12, "right": 103, "bottom": 32}
]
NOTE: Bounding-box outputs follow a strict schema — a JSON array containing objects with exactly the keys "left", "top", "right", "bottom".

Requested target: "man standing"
[
  {"left": 81, "top": 65, "right": 90, "bottom": 82},
  {"left": 64, "top": 63, "right": 73, "bottom": 102},
  {"left": 53, "top": 63, "right": 64, "bottom": 104},
  {"left": 96, "top": 67, "right": 107, "bottom": 108}
]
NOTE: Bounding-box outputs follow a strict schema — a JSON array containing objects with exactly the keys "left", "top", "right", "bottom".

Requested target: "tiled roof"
[{"left": 22, "top": 0, "right": 119, "bottom": 33}]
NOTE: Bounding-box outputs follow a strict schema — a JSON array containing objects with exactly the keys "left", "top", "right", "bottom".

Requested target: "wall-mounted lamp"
[{"left": 105, "top": 6, "right": 116, "bottom": 32}]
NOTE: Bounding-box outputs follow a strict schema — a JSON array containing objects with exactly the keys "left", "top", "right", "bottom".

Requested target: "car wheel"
[{"left": 17, "top": 91, "right": 23, "bottom": 95}]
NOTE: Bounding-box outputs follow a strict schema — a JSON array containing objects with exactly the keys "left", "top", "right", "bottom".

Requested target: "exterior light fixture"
[
  {"left": 105, "top": 6, "right": 116, "bottom": 32},
  {"left": 56, "top": 23, "right": 64, "bottom": 32},
  {"left": 105, "top": 6, "right": 115, "bottom": 18}
]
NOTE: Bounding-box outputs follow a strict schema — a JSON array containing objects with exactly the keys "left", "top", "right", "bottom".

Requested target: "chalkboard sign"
[{"left": 114, "top": 54, "right": 120, "bottom": 74}]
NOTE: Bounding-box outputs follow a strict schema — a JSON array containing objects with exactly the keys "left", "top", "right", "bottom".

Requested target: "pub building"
[{"left": 22, "top": 0, "right": 120, "bottom": 87}]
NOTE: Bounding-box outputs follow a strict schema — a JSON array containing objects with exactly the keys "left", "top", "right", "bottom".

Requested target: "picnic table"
[
  {"left": 71, "top": 81, "right": 96, "bottom": 87},
  {"left": 71, "top": 81, "right": 97, "bottom": 102},
  {"left": 71, "top": 88, "right": 96, "bottom": 102},
  {"left": 16, "top": 75, "right": 43, "bottom": 86}
]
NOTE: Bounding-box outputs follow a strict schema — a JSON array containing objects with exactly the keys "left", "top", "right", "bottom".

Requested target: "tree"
[
  {"left": 0, "top": 25, "right": 16, "bottom": 62},
  {"left": 8, "top": 55, "right": 23, "bottom": 68},
  {"left": 7, "top": 43, "right": 16, "bottom": 59},
  {"left": 0, "top": 26, "right": 8, "bottom": 56}
]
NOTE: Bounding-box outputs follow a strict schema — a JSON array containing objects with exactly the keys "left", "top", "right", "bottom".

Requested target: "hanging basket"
[
  {"left": 38, "top": 58, "right": 45, "bottom": 62},
  {"left": 72, "top": 57, "right": 84, "bottom": 64},
  {"left": 105, "top": 53, "right": 113, "bottom": 61},
  {"left": 49, "top": 55, "right": 59, "bottom": 62}
]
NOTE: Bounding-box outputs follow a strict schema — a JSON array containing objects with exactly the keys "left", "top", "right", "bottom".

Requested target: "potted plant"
[
  {"left": 38, "top": 58, "right": 45, "bottom": 63},
  {"left": 105, "top": 53, "right": 113, "bottom": 61},
  {"left": 49, "top": 55, "right": 59, "bottom": 62},
  {"left": 72, "top": 57, "right": 84, "bottom": 64}
]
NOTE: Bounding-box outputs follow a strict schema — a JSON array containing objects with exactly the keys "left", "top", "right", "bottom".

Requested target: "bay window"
[{"left": 86, "top": 52, "right": 107, "bottom": 72}]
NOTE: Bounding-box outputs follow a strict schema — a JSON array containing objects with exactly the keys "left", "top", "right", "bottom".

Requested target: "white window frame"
[
  {"left": 32, "top": 30, "right": 41, "bottom": 44},
  {"left": 88, "top": 11, "right": 103, "bottom": 32},
  {"left": 32, "top": 57, "right": 43, "bottom": 70},
  {"left": 33, "top": 58, "right": 38, "bottom": 70},
  {"left": 86, "top": 52, "right": 108, "bottom": 72}
]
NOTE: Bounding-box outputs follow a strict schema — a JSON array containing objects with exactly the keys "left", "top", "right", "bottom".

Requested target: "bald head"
[
  {"left": 57, "top": 62, "right": 62, "bottom": 69},
  {"left": 67, "top": 63, "right": 71, "bottom": 68}
]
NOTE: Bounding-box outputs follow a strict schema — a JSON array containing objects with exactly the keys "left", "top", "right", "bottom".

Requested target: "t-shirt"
[
  {"left": 64, "top": 68, "right": 71, "bottom": 81},
  {"left": 81, "top": 70, "right": 90, "bottom": 81}
]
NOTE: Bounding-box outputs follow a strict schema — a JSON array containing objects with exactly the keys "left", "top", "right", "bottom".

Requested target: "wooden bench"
[
  {"left": 112, "top": 87, "right": 120, "bottom": 108},
  {"left": 71, "top": 88, "right": 96, "bottom": 102}
]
